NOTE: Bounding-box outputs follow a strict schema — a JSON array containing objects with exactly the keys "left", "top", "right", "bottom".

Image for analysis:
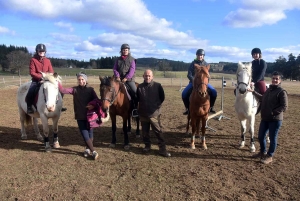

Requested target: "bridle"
[
  {"left": 101, "top": 80, "right": 121, "bottom": 106},
  {"left": 237, "top": 70, "right": 251, "bottom": 88},
  {"left": 193, "top": 72, "right": 209, "bottom": 96},
  {"left": 42, "top": 81, "right": 59, "bottom": 106}
]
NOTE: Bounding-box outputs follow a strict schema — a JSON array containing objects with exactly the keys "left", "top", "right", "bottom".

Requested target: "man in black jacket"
[
  {"left": 136, "top": 69, "right": 171, "bottom": 157},
  {"left": 250, "top": 71, "right": 288, "bottom": 164}
]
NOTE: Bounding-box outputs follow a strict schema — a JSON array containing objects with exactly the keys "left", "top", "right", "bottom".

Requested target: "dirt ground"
[{"left": 0, "top": 80, "right": 299, "bottom": 201}]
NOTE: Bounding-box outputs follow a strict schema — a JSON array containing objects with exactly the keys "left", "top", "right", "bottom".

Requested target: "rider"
[
  {"left": 251, "top": 47, "right": 267, "bottom": 94},
  {"left": 26, "top": 44, "right": 54, "bottom": 114},
  {"left": 26, "top": 44, "right": 67, "bottom": 114},
  {"left": 182, "top": 49, "right": 217, "bottom": 115},
  {"left": 113, "top": 43, "right": 138, "bottom": 117}
]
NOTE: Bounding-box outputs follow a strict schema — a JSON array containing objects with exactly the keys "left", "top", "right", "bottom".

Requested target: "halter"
[{"left": 101, "top": 80, "right": 122, "bottom": 106}]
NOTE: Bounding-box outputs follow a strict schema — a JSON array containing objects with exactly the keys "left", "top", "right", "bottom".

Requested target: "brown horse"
[
  {"left": 186, "top": 64, "right": 210, "bottom": 149},
  {"left": 99, "top": 76, "right": 140, "bottom": 150}
]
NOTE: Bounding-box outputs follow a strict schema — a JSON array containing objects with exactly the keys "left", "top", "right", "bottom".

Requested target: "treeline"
[
  {"left": 223, "top": 53, "right": 300, "bottom": 80},
  {"left": 0, "top": 44, "right": 299, "bottom": 80}
]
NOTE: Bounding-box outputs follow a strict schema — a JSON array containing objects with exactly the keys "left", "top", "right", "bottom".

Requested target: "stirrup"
[{"left": 132, "top": 109, "right": 139, "bottom": 117}]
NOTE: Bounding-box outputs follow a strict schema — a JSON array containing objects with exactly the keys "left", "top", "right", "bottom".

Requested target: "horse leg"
[
  {"left": 33, "top": 117, "right": 43, "bottom": 141},
  {"left": 201, "top": 118, "right": 207, "bottom": 150},
  {"left": 249, "top": 115, "right": 256, "bottom": 152},
  {"left": 239, "top": 120, "right": 247, "bottom": 149},
  {"left": 19, "top": 109, "right": 28, "bottom": 140},
  {"left": 135, "top": 117, "right": 140, "bottom": 138},
  {"left": 109, "top": 115, "right": 117, "bottom": 148},
  {"left": 127, "top": 117, "right": 131, "bottom": 135},
  {"left": 185, "top": 113, "right": 190, "bottom": 135},
  {"left": 41, "top": 115, "right": 51, "bottom": 152},
  {"left": 52, "top": 117, "right": 60, "bottom": 149},
  {"left": 190, "top": 118, "right": 196, "bottom": 149},
  {"left": 122, "top": 116, "right": 130, "bottom": 150}
]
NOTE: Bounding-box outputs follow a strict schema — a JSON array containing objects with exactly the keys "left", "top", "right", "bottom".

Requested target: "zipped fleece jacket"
[
  {"left": 30, "top": 55, "right": 54, "bottom": 82},
  {"left": 252, "top": 59, "right": 267, "bottom": 83},
  {"left": 113, "top": 55, "right": 136, "bottom": 81},
  {"left": 136, "top": 80, "right": 165, "bottom": 118},
  {"left": 254, "top": 84, "right": 288, "bottom": 121}
]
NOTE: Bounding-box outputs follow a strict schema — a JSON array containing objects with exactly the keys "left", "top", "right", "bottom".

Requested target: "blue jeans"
[
  {"left": 181, "top": 82, "right": 217, "bottom": 109},
  {"left": 77, "top": 120, "right": 94, "bottom": 142},
  {"left": 258, "top": 120, "right": 282, "bottom": 157}
]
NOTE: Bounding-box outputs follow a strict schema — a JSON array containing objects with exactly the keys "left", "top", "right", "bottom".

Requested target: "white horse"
[
  {"left": 17, "top": 73, "right": 63, "bottom": 152},
  {"left": 235, "top": 62, "right": 258, "bottom": 152}
]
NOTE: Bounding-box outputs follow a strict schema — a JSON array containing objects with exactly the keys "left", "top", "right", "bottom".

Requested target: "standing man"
[
  {"left": 250, "top": 71, "right": 288, "bottom": 164},
  {"left": 136, "top": 69, "right": 171, "bottom": 157}
]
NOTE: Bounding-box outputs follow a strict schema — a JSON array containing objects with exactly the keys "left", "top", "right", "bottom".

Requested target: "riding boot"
[
  {"left": 183, "top": 97, "right": 189, "bottom": 115},
  {"left": 132, "top": 98, "right": 139, "bottom": 117},
  {"left": 209, "top": 96, "right": 217, "bottom": 113},
  {"left": 26, "top": 84, "right": 36, "bottom": 114}
]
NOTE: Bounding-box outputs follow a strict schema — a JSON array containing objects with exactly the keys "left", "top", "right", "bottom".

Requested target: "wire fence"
[{"left": 0, "top": 75, "right": 237, "bottom": 90}]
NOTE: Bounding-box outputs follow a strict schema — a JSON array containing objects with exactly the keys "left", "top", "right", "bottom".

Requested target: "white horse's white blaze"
[
  {"left": 17, "top": 73, "right": 63, "bottom": 151},
  {"left": 235, "top": 62, "right": 258, "bottom": 153}
]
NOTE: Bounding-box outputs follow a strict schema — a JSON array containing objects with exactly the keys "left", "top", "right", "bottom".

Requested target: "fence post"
[
  {"left": 20, "top": 77, "right": 22, "bottom": 86},
  {"left": 3, "top": 78, "right": 5, "bottom": 87}
]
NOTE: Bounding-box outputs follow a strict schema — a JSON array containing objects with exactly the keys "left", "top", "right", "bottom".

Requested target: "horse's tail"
[{"left": 24, "top": 113, "right": 32, "bottom": 126}]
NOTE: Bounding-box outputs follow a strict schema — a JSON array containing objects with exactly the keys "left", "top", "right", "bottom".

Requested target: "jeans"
[
  {"left": 77, "top": 120, "right": 94, "bottom": 142},
  {"left": 258, "top": 120, "right": 282, "bottom": 157}
]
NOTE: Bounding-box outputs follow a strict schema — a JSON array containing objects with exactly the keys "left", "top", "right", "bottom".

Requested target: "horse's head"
[
  {"left": 193, "top": 64, "right": 210, "bottom": 97},
  {"left": 236, "top": 62, "right": 252, "bottom": 94},
  {"left": 41, "top": 74, "right": 60, "bottom": 112},
  {"left": 99, "top": 76, "right": 120, "bottom": 113}
]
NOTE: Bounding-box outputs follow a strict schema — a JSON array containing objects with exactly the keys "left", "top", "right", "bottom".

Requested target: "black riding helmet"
[
  {"left": 121, "top": 44, "right": 130, "bottom": 50},
  {"left": 251, "top": 48, "right": 261, "bottom": 55},
  {"left": 196, "top": 49, "right": 205, "bottom": 55},
  {"left": 36, "top": 44, "right": 46, "bottom": 53}
]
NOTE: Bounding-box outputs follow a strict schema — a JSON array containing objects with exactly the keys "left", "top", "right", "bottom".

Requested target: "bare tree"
[{"left": 6, "top": 50, "right": 31, "bottom": 76}]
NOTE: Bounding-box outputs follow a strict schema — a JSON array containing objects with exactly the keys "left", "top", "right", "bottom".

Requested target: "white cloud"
[
  {"left": 0, "top": 25, "right": 15, "bottom": 35},
  {"left": 223, "top": 0, "right": 300, "bottom": 28},
  {"left": 54, "top": 21, "right": 74, "bottom": 32},
  {"left": 0, "top": 0, "right": 206, "bottom": 49},
  {"left": 49, "top": 33, "right": 81, "bottom": 42}
]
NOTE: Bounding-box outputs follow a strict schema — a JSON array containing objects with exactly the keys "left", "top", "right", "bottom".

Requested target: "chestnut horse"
[
  {"left": 99, "top": 76, "right": 140, "bottom": 150},
  {"left": 186, "top": 64, "right": 210, "bottom": 149}
]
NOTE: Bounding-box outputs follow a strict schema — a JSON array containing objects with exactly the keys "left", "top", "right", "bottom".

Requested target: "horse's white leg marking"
[
  {"left": 52, "top": 117, "right": 60, "bottom": 148},
  {"left": 249, "top": 114, "right": 256, "bottom": 152},
  {"left": 239, "top": 120, "right": 247, "bottom": 148},
  {"left": 190, "top": 118, "right": 196, "bottom": 149},
  {"left": 40, "top": 115, "right": 51, "bottom": 151}
]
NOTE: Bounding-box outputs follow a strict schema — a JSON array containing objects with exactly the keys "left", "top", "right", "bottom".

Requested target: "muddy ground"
[{"left": 0, "top": 80, "right": 299, "bottom": 200}]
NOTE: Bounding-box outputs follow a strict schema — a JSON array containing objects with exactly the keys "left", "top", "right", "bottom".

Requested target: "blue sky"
[{"left": 0, "top": 0, "right": 299, "bottom": 63}]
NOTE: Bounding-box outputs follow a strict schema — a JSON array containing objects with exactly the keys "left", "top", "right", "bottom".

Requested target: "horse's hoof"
[
  {"left": 250, "top": 148, "right": 256, "bottom": 153},
  {"left": 21, "top": 136, "right": 27, "bottom": 140},
  {"left": 239, "top": 141, "right": 245, "bottom": 149},
  {"left": 109, "top": 143, "right": 116, "bottom": 148},
  {"left": 124, "top": 145, "right": 130, "bottom": 150},
  {"left": 203, "top": 145, "right": 208, "bottom": 150},
  {"left": 190, "top": 145, "right": 196, "bottom": 149},
  {"left": 45, "top": 147, "right": 52, "bottom": 152},
  {"left": 53, "top": 142, "right": 60, "bottom": 149}
]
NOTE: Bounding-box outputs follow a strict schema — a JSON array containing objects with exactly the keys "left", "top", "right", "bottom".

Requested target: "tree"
[{"left": 6, "top": 50, "right": 31, "bottom": 76}]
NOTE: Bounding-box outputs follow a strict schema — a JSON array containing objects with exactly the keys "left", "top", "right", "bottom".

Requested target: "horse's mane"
[
  {"left": 43, "top": 73, "right": 61, "bottom": 85},
  {"left": 237, "top": 61, "right": 252, "bottom": 75}
]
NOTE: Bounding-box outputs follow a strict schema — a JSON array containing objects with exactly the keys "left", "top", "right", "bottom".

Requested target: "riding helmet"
[
  {"left": 35, "top": 44, "right": 47, "bottom": 52},
  {"left": 121, "top": 44, "right": 130, "bottom": 50},
  {"left": 196, "top": 49, "right": 205, "bottom": 55},
  {"left": 251, "top": 48, "right": 261, "bottom": 55}
]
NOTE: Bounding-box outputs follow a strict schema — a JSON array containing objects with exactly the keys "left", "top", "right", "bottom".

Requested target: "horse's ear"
[{"left": 53, "top": 72, "right": 58, "bottom": 78}]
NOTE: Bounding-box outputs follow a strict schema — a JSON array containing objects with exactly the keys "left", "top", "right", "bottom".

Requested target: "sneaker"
[
  {"left": 183, "top": 109, "right": 189, "bottom": 115},
  {"left": 61, "top": 107, "right": 67, "bottom": 112},
  {"left": 261, "top": 155, "right": 273, "bottom": 164},
  {"left": 132, "top": 109, "right": 139, "bottom": 117},
  {"left": 92, "top": 151, "right": 99, "bottom": 160},
  {"left": 159, "top": 150, "right": 171, "bottom": 157},
  {"left": 83, "top": 148, "right": 91, "bottom": 158},
  {"left": 27, "top": 106, "right": 34, "bottom": 114}
]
